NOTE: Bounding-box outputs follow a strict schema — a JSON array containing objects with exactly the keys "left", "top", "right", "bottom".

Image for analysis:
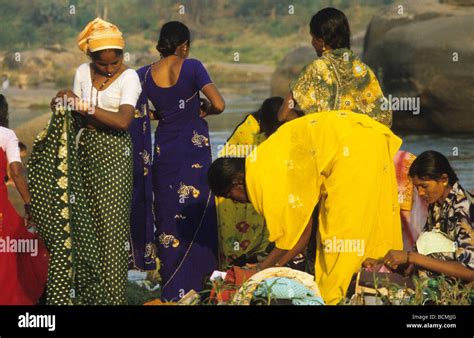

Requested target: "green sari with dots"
[{"left": 28, "top": 108, "right": 133, "bottom": 305}]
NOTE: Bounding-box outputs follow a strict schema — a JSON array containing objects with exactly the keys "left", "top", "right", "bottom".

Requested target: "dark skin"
[
  {"left": 9, "top": 161, "right": 32, "bottom": 224},
  {"left": 51, "top": 49, "right": 135, "bottom": 130},
  {"left": 223, "top": 173, "right": 314, "bottom": 272},
  {"left": 149, "top": 41, "right": 225, "bottom": 120},
  {"left": 363, "top": 174, "right": 474, "bottom": 282},
  {"left": 277, "top": 32, "right": 332, "bottom": 123}
]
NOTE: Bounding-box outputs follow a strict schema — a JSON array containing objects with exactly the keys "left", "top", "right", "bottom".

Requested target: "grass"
[{"left": 344, "top": 275, "right": 473, "bottom": 306}]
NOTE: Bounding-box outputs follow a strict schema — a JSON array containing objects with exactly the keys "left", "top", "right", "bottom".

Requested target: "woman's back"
[
  {"left": 291, "top": 48, "right": 392, "bottom": 127},
  {"left": 151, "top": 57, "right": 185, "bottom": 88},
  {"left": 143, "top": 58, "right": 211, "bottom": 113}
]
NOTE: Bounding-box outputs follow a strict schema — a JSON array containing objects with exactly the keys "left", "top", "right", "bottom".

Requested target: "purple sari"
[
  {"left": 138, "top": 59, "right": 218, "bottom": 301},
  {"left": 128, "top": 80, "right": 156, "bottom": 271}
]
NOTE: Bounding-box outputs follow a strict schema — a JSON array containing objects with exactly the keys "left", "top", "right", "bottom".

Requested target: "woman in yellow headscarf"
[
  {"left": 30, "top": 18, "right": 141, "bottom": 305},
  {"left": 208, "top": 111, "right": 403, "bottom": 304}
]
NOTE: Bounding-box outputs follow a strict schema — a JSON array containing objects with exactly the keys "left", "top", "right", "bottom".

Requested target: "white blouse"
[
  {"left": 73, "top": 63, "right": 142, "bottom": 112},
  {"left": 0, "top": 127, "right": 21, "bottom": 164}
]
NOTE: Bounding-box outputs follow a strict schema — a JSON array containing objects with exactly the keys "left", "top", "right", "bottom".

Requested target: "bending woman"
[
  {"left": 209, "top": 111, "right": 403, "bottom": 304},
  {"left": 216, "top": 97, "right": 287, "bottom": 269}
]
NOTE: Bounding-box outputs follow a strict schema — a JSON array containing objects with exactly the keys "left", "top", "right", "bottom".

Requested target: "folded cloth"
[{"left": 254, "top": 277, "right": 325, "bottom": 305}]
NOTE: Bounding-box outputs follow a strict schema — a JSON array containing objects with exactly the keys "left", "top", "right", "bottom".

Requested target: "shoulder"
[
  {"left": 355, "top": 57, "right": 377, "bottom": 79},
  {"left": 186, "top": 58, "right": 207, "bottom": 70},
  {"left": 0, "top": 126, "right": 17, "bottom": 144},
  {"left": 186, "top": 58, "right": 202, "bottom": 65},
  {"left": 300, "top": 58, "right": 328, "bottom": 77},
  {"left": 0, "top": 126, "right": 16, "bottom": 137},
  {"left": 453, "top": 184, "right": 473, "bottom": 214},
  {"left": 118, "top": 68, "right": 141, "bottom": 85},
  {"left": 136, "top": 64, "right": 152, "bottom": 80},
  {"left": 75, "top": 63, "right": 90, "bottom": 75}
]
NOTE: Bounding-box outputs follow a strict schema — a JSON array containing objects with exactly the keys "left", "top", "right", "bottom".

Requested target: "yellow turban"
[{"left": 77, "top": 17, "right": 125, "bottom": 54}]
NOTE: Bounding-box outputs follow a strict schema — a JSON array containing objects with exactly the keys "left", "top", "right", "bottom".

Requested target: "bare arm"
[
  {"left": 410, "top": 252, "right": 474, "bottom": 282},
  {"left": 380, "top": 249, "right": 474, "bottom": 282},
  {"left": 278, "top": 92, "right": 299, "bottom": 122},
  {"left": 200, "top": 83, "right": 225, "bottom": 116},
  {"left": 258, "top": 217, "right": 313, "bottom": 270},
  {"left": 9, "top": 162, "right": 31, "bottom": 204},
  {"left": 52, "top": 90, "right": 134, "bottom": 130}
]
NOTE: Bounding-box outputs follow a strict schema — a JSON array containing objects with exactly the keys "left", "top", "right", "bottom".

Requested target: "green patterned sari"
[{"left": 28, "top": 108, "right": 132, "bottom": 305}]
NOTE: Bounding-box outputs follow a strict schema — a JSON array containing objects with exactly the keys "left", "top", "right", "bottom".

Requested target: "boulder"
[
  {"left": 363, "top": 1, "right": 474, "bottom": 132},
  {"left": 270, "top": 46, "right": 316, "bottom": 98}
]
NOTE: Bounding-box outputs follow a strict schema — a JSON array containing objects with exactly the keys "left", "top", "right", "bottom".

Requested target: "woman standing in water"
[{"left": 137, "top": 21, "right": 225, "bottom": 301}]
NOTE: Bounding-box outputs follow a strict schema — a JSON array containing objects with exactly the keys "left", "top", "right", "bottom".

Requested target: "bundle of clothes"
[{"left": 209, "top": 266, "right": 325, "bottom": 305}]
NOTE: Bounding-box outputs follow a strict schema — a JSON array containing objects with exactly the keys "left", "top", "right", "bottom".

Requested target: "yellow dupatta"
[{"left": 246, "top": 111, "right": 403, "bottom": 304}]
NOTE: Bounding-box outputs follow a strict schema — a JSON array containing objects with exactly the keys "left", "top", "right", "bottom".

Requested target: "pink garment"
[{"left": 394, "top": 151, "right": 428, "bottom": 250}]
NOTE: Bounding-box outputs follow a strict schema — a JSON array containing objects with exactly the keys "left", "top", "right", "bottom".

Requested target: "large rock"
[
  {"left": 270, "top": 46, "right": 316, "bottom": 98},
  {"left": 363, "top": 1, "right": 474, "bottom": 132}
]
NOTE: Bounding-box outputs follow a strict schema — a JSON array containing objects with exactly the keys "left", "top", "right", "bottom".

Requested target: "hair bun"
[
  {"left": 157, "top": 38, "right": 175, "bottom": 55},
  {"left": 156, "top": 21, "right": 191, "bottom": 57}
]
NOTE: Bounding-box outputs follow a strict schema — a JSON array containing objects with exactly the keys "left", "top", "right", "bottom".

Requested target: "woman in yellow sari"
[
  {"left": 278, "top": 8, "right": 391, "bottom": 128},
  {"left": 208, "top": 111, "right": 403, "bottom": 304},
  {"left": 216, "top": 97, "right": 284, "bottom": 269}
]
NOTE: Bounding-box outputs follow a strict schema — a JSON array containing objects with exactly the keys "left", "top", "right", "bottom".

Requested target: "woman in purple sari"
[{"left": 137, "top": 21, "right": 225, "bottom": 300}]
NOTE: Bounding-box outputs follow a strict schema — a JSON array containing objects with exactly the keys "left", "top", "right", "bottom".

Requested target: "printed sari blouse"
[
  {"left": 290, "top": 48, "right": 392, "bottom": 128},
  {"left": 418, "top": 182, "right": 474, "bottom": 279}
]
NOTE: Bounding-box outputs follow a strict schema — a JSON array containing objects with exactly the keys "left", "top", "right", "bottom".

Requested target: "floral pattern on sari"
[{"left": 291, "top": 48, "right": 392, "bottom": 127}]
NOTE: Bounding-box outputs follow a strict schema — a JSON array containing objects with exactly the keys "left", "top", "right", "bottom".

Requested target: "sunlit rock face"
[{"left": 363, "top": 1, "right": 474, "bottom": 132}]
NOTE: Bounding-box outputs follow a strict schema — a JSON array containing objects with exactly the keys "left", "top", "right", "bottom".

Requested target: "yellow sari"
[
  {"left": 216, "top": 114, "right": 269, "bottom": 269},
  {"left": 245, "top": 111, "right": 403, "bottom": 304}
]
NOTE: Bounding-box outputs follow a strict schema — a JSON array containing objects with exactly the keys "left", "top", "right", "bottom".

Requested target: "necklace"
[{"left": 90, "top": 71, "right": 112, "bottom": 108}]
